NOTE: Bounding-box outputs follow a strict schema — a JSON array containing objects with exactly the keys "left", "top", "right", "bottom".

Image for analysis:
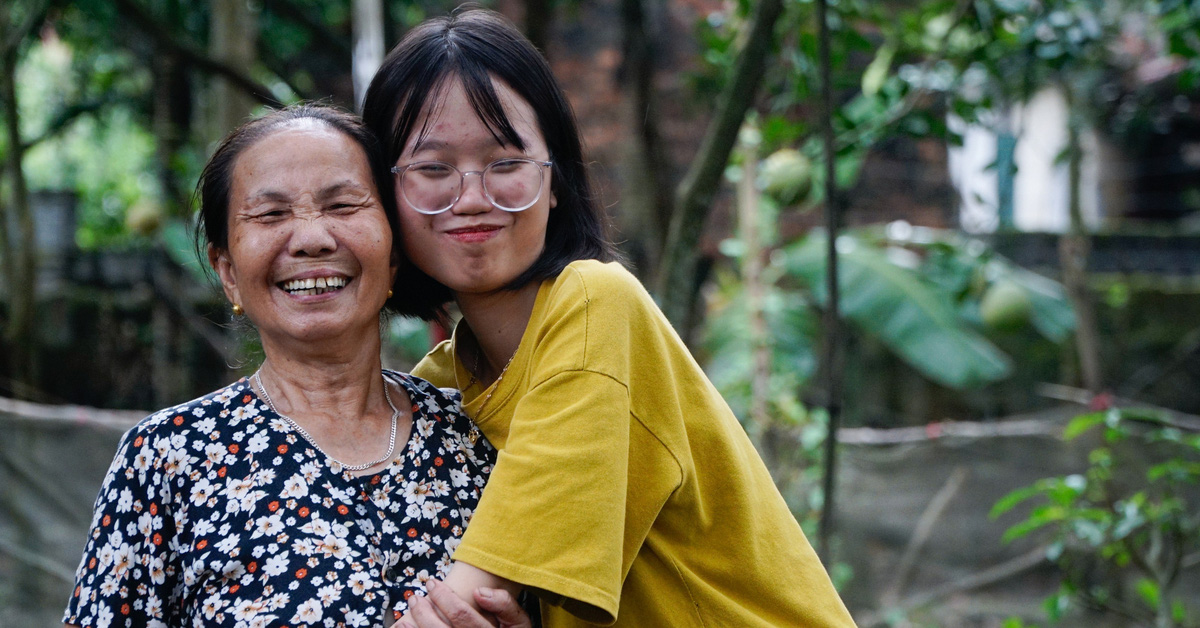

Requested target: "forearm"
[
  {"left": 398, "top": 560, "right": 523, "bottom": 627},
  {"left": 441, "top": 561, "right": 522, "bottom": 611}
]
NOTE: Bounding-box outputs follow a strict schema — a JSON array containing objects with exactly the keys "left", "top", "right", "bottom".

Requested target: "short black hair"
[
  {"left": 193, "top": 103, "right": 415, "bottom": 315},
  {"left": 362, "top": 7, "right": 622, "bottom": 321}
]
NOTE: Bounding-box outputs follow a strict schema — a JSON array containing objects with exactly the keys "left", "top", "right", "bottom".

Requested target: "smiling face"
[
  {"left": 393, "top": 76, "right": 556, "bottom": 297},
  {"left": 209, "top": 120, "right": 396, "bottom": 347}
]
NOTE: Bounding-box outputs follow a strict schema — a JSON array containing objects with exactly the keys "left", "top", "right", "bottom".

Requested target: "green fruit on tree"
[
  {"left": 980, "top": 279, "right": 1032, "bottom": 331},
  {"left": 760, "top": 148, "right": 812, "bottom": 207}
]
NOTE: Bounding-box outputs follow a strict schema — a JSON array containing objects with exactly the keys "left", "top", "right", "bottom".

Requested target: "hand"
[{"left": 399, "top": 580, "right": 532, "bottom": 628}]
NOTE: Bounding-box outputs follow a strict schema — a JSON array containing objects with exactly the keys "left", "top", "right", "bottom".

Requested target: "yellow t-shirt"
[{"left": 412, "top": 260, "right": 856, "bottom": 627}]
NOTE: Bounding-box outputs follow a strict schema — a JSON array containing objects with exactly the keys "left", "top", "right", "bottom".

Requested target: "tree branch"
[
  {"left": 653, "top": 0, "right": 785, "bottom": 335},
  {"left": 111, "top": 0, "right": 285, "bottom": 108},
  {"left": 1, "top": 0, "right": 50, "bottom": 53},
  {"left": 20, "top": 97, "right": 112, "bottom": 150},
  {"left": 263, "top": 0, "right": 351, "bottom": 58},
  {"left": 860, "top": 546, "right": 1049, "bottom": 627}
]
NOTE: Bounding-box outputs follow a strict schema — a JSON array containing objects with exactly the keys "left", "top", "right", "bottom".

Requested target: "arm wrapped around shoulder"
[{"left": 451, "top": 369, "right": 632, "bottom": 624}]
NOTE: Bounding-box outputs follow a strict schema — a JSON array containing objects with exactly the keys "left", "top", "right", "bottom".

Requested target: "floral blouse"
[{"left": 64, "top": 370, "right": 494, "bottom": 628}]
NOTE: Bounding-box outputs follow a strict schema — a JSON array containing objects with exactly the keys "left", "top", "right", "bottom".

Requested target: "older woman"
[{"left": 63, "top": 104, "right": 527, "bottom": 628}]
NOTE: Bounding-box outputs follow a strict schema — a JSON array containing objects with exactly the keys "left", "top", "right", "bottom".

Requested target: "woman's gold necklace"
[
  {"left": 470, "top": 341, "right": 515, "bottom": 413},
  {"left": 252, "top": 369, "right": 400, "bottom": 472}
]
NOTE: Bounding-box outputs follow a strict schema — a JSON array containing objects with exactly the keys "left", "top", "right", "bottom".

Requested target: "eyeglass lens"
[{"left": 403, "top": 159, "right": 545, "bottom": 213}]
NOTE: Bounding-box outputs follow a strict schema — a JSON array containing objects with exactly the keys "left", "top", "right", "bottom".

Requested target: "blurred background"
[{"left": 2, "top": 0, "right": 1199, "bottom": 625}]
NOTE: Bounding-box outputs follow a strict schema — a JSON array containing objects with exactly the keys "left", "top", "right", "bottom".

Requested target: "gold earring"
[
  {"left": 387, "top": 290, "right": 393, "bottom": 299},
  {"left": 232, "top": 303, "right": 243, "bottom": 316}
]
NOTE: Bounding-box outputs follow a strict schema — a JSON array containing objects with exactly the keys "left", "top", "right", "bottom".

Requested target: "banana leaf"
[{"left": 786, "top": 233, "right": 1013, "bottom": 389}]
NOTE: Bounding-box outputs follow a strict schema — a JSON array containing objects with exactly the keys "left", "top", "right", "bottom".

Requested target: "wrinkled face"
[
  {"left": 210, "top": 121, "right": 396, "bottom": 346},
  {"left": 393, "top": 76, "right": 556, "bottom": 297}
]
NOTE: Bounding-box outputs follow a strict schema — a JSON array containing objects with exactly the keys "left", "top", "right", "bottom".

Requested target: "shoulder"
[
  {"left": 542, "top": 260, "right": 657, "bottom": 324},
  {"left": 387, "top": 369, "right": 463, "bottom": 414},
  {"left": 389, "top": 370, "right": 496, "bottom": 463},
  {"left": 120, "top": 378, "right": 257, "bottom": 449},
  {"left": 554, "top": 259, "right": 647, "bottom": 300},
  {"left": 412, "top": 340, "right": 456, "bottom": 388}
]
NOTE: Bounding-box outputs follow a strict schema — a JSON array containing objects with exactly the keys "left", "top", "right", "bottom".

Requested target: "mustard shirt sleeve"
[{"left": 450, "top": 369, "right": 630, "bottom": 624}]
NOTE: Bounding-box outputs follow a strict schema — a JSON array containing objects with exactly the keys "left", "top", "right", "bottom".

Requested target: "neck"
[
  {"left": 257, "top": 326, "right": 386, "bottom": 422},
  {"left": 456, "top": 282, "right": 540, "bottom": 386}
]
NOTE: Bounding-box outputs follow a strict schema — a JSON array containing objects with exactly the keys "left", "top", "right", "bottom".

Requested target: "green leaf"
[
  {"left": 1063, "top": 412, "right": 1105, "bottom": 440},
  {"left": 787, "top": 233, "right": 1012, "bottom": 388},
  {"left": 861, "top": 43, "right": 896, "bottom": 96},
  {"left": 992, "top": 484, "right": 1044, "bottom": 518},
  {"left": 1008, "top": 266, "right": 1076, "bottom": 342},
  {"left": 1135, "top": 578, "right": 1161, "bottom": 609}
]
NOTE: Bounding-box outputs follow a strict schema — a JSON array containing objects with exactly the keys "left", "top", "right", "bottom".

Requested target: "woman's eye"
[
  {"left": 413, "top": 163, "right": 453, "bottom": 177},
  {"left": 490, "top": 159, "right": 523, "bottom": 173}
]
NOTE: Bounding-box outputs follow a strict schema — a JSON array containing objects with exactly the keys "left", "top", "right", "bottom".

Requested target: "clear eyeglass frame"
[{"left": 390, "top": 157, "right": 554, "bottom": 215}]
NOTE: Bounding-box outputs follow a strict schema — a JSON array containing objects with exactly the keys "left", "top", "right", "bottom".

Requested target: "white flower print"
[
  {"left": 110, "top": 545, "right": 133, "bottom": 578},
  {"left": 246, "top": 431, "right": 270, "bottom": 454},
  {"left": 116, "top": 487, "right": 134, "bottom": 513},
  {"left": 253, "top": 514, "right": 285, "bottom": 539},
  {"left": 191, "top": 478, "right": 215, "bottom": 506},
  {"left": 64, "top": 373, "right": 494, "bottom": 627},
  {"left": 319, "top": 534, "right": 351, "bottom": 560},
  {"left": 292, "top": 598, "right": 323, "bottom": 623},
  {"left": 233, "top": 598, "right": 266, "bottom": 621},
  {"left": 281, "top": 474, "right": 309, "bottom": 499},
  {"left": 215, "top": 534, "right": 239, "bottom": 555},
  {"left": 421, "top": 501, "right": 446, "bottom": 521},
  {"left": 448, "top": 468, "right": 470, "bottom": 488},
  {"left": 262, "top": 552, "right": 289, "bottom": 577},
  {"left": 402, "top": 480, "right": 431, "bottom": 505},
  {"left": 316, "top": 582, "right": 342, "bottom": 606},
  {"left": 348, "top": 572, "right": 372, "bottom": 595}
]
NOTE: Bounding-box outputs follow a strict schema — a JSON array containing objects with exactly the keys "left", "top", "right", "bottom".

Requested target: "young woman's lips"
[{"left": 445, "top": 225, "right": 502, "bottom": 243}]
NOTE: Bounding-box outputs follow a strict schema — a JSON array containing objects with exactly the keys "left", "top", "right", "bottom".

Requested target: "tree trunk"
[
  {"left": 1059, "top": 85, "right": 1103, "bottom": 393},
  {"left": 208, "top": 0, "right": 259, "bottom": 140},
  {"left": 351, "top": 0, "right": 384, "bottom": 112},
  {"left": 1, "top": 42, "right": 38, "bottom": 397},
  {"left": 153, "top": 51, "right": 191, "bottom": 215},
  {"left": 617, "top": 0, "right": 672, "bottom": 275},
  {"left": 653, "top": 0, "right": 784, "bottom": 340},
  {"left": 524, "top": 0, "right": 552, "bottom": 54},
  {"left": 736, "top": 129, "right": 771, "bottom": 451}
]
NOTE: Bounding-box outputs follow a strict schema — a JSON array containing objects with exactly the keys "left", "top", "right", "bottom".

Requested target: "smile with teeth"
[{"left": 280, "top": 276, "right": 349, "bottom": 296}]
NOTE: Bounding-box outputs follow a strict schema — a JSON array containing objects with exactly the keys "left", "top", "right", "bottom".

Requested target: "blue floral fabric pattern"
[{"left": 64, "top": 370, "right": 494, "bottom": 627}]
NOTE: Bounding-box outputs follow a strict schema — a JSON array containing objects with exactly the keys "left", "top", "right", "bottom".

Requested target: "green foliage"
[
  {"left": 708, "top": 226, "right": 1072, "bottom": 391},
  {"left": 787, "top": 231, "right": 1015, "bottom": 388},
  {"left": 992, "top": 409, "right": 1200, "bottom": 626},
  {"left": 16, "top": 34, "right": 159, "bottom": 249}
]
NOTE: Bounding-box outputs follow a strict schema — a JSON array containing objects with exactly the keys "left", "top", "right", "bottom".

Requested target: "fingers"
[
  {"left": 474, "top": 588, "right": 532, "bottom": 628},
  {"left": 405, "top": 594, "right": 446, "bottom": 628},
  {"left": 421, "top": 580, "right": 497, "bottom": 628}
]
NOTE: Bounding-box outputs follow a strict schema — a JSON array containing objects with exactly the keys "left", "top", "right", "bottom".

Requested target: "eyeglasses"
[{"left": 390, "top": 158, "right": 554, "bottom": 215}]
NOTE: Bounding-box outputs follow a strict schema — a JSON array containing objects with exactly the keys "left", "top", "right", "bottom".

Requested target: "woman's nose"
[
  {"left": 289, "top": 216, "right": 338, "bottom": 256},
  {"left": 450, "top": 171, "right": 491, "bottom": 215}
]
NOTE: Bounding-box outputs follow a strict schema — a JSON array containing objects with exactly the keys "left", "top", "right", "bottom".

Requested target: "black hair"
[
  {"left": 362, "top": 7, "right": 622, "bottom": 321},
  {"left": 192, "top": 102, "right": 414, "bottom": 315}
]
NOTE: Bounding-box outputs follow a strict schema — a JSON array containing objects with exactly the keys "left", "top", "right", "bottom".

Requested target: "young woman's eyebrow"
[{"left": 409, "top": 135, "right": 526, "bottom": 156}]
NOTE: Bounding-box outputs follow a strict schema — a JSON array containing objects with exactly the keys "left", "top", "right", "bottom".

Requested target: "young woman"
[
  {"left": 363, "top": 10, "right": 856, "bottom": 628},
  {"left": 63, "top": 105, "right": 528, "bottom": 628}
]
